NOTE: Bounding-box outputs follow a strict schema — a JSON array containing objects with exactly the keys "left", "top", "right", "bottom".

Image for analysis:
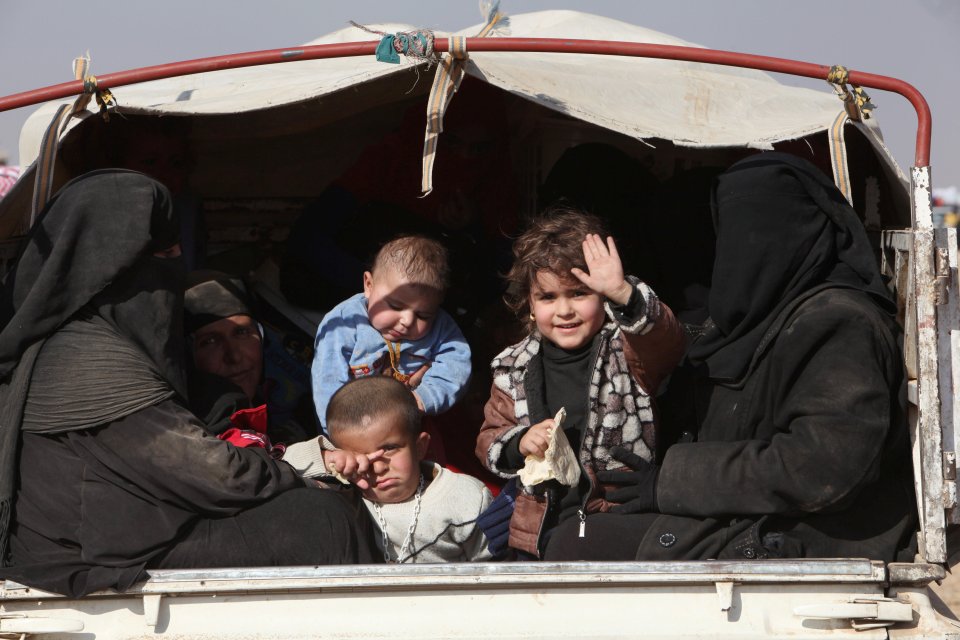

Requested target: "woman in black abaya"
[
  {"left": 0, "top": 170, "right": 376, "bottom": 598},
  {"left": 546, "top": 152, "right": 916, "bottom": 562}
]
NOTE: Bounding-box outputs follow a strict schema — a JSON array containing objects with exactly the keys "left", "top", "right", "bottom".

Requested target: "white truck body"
[{"left": 2, "top": 9, "right": 959, "bottom": 639}]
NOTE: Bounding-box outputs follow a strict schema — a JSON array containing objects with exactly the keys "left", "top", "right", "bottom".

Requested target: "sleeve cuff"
[
  {"left": 499, "top": 430, "right": 528, "bottom": 471},
  {"left": 282, "top": 437, "right": 330, "bottom": 479},
  {"left": 605, "top": 276, "right": 660, "bottom": 335}
]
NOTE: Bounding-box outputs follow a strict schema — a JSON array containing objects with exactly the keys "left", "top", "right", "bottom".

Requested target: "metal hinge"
[
  {"left": 935, "top": 247, "right": 951, "bottom": 304},
  {"left": 794, "top": 595, "right": 913, "bottom": 630},
  {"left": 0, "top": 613, "right": 84, "bottom": 635},
  {"left": 945, "top": 452, "right": 958, "bottom": 515}
]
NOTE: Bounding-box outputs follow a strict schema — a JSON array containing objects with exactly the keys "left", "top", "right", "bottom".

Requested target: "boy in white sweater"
[{"left": 325, "top": 376, "right": 492, "bottom": 563}]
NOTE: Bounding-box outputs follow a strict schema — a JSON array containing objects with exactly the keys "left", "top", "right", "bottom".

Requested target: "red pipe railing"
[{"left": 0, "top": 38, "right": 932, "bottom": 167}]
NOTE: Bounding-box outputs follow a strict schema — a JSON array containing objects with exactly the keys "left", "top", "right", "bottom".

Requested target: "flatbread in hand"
[{"left": 518, "top": 407, "right": 581, "bottom": 487}]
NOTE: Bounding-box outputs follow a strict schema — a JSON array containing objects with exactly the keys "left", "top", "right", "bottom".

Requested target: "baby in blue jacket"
[{"left": 312, "top": 235, "right": 471, "bottom": 434}]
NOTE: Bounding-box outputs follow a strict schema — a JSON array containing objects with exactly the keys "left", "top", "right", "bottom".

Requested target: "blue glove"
[
  {"left": 596, "top": 446, "right": 660, "bottom": 514},
  {"left": 477, "top": 478, "right": 518, "bottom": 558}
]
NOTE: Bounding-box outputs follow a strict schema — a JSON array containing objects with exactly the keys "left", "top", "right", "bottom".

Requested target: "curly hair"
[
  {"left": 504, "top": 204, "right": 609, "bottom": 326},
  {"left": 372, "top": 235, "right": 450, "bottom": 293}
]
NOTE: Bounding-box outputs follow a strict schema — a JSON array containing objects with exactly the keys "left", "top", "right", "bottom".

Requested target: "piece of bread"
[{"left": 518, "top": 407, "right": 581, "bottom": 487}]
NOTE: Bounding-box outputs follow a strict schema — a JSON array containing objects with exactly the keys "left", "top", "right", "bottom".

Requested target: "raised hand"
[{"left": 570, "top": 234, "right": 633, "bottom": 305}]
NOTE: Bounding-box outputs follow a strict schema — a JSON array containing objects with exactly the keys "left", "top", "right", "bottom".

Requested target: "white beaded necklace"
[{"left": 373, "top": 474, "right": 425, "bottom": 563}]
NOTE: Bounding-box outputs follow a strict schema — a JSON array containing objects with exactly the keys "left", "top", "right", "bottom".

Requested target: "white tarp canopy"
[{"left": 19, "top": 9, "right": 854, "bottom": 167}]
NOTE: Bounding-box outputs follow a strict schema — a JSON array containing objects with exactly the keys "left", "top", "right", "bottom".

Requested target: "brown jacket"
[{"left": 475, "top": 280, "right": 685, "bottom": 556}]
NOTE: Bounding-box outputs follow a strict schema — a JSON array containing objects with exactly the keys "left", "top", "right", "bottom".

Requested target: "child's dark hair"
[
  {"left": 372, "top": 235, "right": 450, "bottom": 293},
  {"left": 326, "top": 376, "right": 422, "bottom": 441},
  {"left": 504, "top": 204, "right": 610, "bottom": 325}
]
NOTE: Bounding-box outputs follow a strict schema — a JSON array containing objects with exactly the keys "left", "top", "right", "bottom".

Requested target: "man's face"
[{"left": 191, "top": 314, "right": 263, "bottom": 399}]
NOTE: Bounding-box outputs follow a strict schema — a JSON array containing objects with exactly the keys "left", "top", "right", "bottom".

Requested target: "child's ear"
[
  {"left": 362, "top": 271, "right": 374, "bottom": 297},
  {"left": 415, "top": 431, "right": 431, "bottom": 459}
]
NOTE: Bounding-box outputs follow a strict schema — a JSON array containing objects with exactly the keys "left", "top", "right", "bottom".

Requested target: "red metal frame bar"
[{"left": 0, "top": 38, "right": 932, "bottom": 167}]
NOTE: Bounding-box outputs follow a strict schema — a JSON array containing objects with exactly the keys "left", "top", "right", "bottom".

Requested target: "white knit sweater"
[{"left": 364, "top": 462, "right": 493, "bottom": 563}]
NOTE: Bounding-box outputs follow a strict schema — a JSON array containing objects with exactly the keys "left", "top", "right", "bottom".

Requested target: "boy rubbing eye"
[{"left": 324, "top": 376, "right": 492, "bottom": 563}]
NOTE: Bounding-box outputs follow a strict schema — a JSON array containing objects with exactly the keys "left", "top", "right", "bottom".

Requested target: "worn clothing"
[
  {"left": 312, "top": 292, "right": 471, "bottom": 428},
  {"left": 8, "top": 399, "right": 294, "bottom": 594},
  {"left": 152, "top": 487, "right": 378, "bottom": 571},
  {"left": 0, "top": 171, "right": 377, "bottom": 598},
  {"left": 541, "top": 336, "right": 595, "bottom": 448},
  {"left": 0, "top": 171, "right": 182, "bottom": 568},
  {"left": 183, "top": 270, "right": 254, "bottom": 335},
  {"left": 364, "top": 462, "right": 493, "bottom": 563},
  {"left": 580, "top": 153, "right": 916, "bottom": 563},
  {"left": 476, "top": 280, "right": 685, "bottom": 556},
  {"left": 638, "top": 287, "right": 914, "bottom": 561},
  {"left": 22, "top": 313, "right": 176, "bottom": 431}
]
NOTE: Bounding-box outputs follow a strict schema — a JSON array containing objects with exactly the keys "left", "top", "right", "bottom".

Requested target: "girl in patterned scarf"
[{"left": 475, "top": 205, "right": 685, "bottom": 559}]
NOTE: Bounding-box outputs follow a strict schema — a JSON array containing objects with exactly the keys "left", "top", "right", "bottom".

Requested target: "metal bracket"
[
  {"left": 794, "top": 595, "right": 913, "bottom": 629},
  {"left": 715, "top": 581, "right": 734, "bottom": 611},
  {"left": 936, "top": 247, "right": 951, "bottom": 305},
  {"left": 143, "top": 593, "right": 162, "bottom": 628}
]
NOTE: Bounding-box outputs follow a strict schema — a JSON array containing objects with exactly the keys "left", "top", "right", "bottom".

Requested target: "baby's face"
[
  {"left": 334, "top": 412, "right": 430, "bottom": 504},
  {"left": 363, "top": 268, "right": 441, "bottom": 343}
]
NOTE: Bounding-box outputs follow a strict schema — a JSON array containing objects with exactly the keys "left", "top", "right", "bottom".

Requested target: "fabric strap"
[
  {"left": 825, "top": 63, "right": 880, "bottom": 207},
  {"left": 420, "top": 10, "right": 505, "bottom": 195},
  {"left": 827, "top": 111, "right": 853, "bottom": 206},
  {"left": 29, "top": 56, "right": 116, "bottom": 231}
]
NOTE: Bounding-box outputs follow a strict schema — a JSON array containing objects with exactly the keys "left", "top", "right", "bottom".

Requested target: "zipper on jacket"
[
  {"left": 576, "top": 331, "right": 608, "bottom": 540},
  {"left": 534, "top": 485, "right": 554, "bottom": 558}
]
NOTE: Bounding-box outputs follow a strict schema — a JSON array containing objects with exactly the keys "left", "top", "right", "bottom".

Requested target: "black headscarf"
[
  {"left": 183, "top": 270, "right": 255, "bottom": 335},
  {"left": 686, "top": 152, "right": 895, "bottom": 383},
  {"left": 0, "top": 169, "right": 183, "bottom": 563}
]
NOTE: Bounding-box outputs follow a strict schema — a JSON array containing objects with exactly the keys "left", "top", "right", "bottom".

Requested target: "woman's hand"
[
  {"left": 519, "top": 419, "right": 554, "bottom": 458},
  {"left": 571, "top": 234, "right": 633, "bottom": 305},
  {"left": 596, "top": 446, "right": 661, "bottom": 513},
  {"left": 322, "top": 448, "right": 385, "bottom": 490}
]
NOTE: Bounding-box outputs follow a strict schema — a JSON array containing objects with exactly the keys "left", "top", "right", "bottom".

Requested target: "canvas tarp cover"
[{"left": 18, "top": 10, "right": 851, "bottom": 167}]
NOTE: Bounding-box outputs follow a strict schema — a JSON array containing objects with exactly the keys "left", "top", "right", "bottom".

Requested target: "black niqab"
[
  {"left": 687, "top": 152, "right": 895, "bottom": 383},
  {"left": 0, "top": 169, "right": 181, "bottom": 382},
  {"left": 0, "top": 169, "right": 182, "bottom": 563}
]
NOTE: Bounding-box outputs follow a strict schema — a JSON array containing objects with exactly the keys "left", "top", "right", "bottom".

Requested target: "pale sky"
[{"left": 1, "top": 0, "right": 957, "bottom": 187}]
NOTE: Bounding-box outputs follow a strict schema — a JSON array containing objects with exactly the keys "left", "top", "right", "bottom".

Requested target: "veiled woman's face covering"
[
  {"left": 0, "top": 169, "right": 183, "bottom": 388},
  {"left": 688, "top": 152, "right": 893, "bottom": 382}
]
